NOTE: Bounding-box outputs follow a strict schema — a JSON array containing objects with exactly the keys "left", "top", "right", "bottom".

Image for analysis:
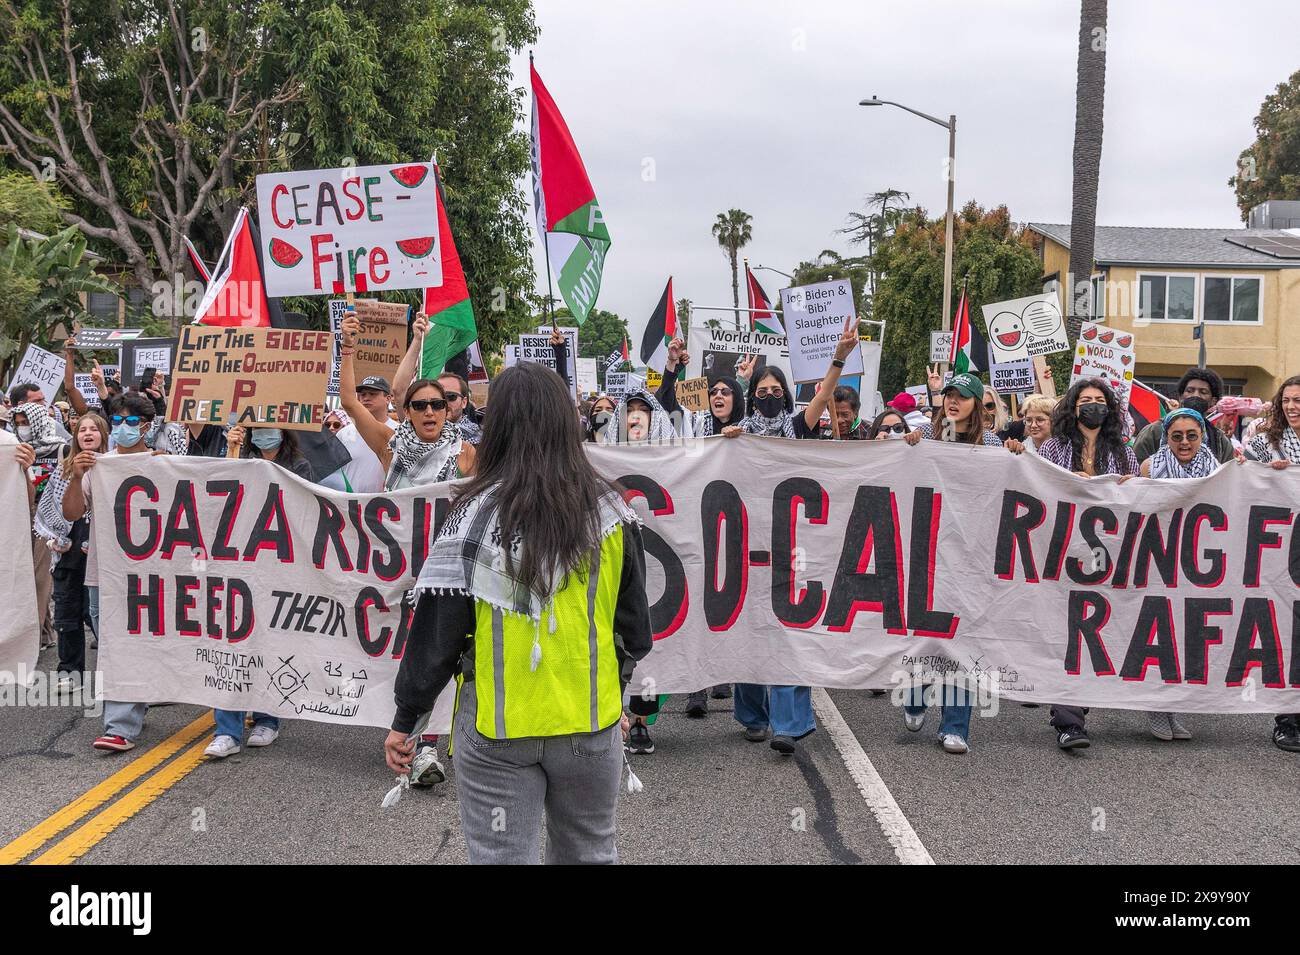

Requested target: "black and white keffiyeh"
[
  {"left": 385, "top": 420, "right": 461, "bottom": 490},
  {"left": 740, "top": 410, "right": 796, "bottom": 438},
  {"left": 601, "top": 390, "right": 679, "bottom": 444},
  {"left": 1148, "top": 444, "right": 1219, "bottom": 479},
  {"left": 456, "top": 416, "right": 482, "bottom": 445},
  {"left": 1247, "top": 427, "right": 1300, "bottom": 465}
]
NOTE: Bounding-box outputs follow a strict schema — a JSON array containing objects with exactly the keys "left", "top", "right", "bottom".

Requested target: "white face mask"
[{"left": 16, "top": 425, "right": 32, "bottom": 442}]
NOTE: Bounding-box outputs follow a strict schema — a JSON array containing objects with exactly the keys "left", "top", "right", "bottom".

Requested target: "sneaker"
[
  {"left": 56, "top": 673, "right": 78, "bottom": 694},
  {"left": 1148, "top": 712, "right": 1174, "bottom": 741},
  {"left": 770, "top": 735, "right": 796, "bottom": 755},
  {"left": 1273, "top": 723, "right": 1300, "bottom": 753},
  {"left": 410, "top": 744, "right": 447, "bottom": 788},
  {"left": 1020, "top": 702, "right": 1041, "bottom": 708},
  {"left": 203, "top": 735, "right": 240, "bottom": 759},
  {"left": 1057, "top": 728, "right": 1090, "bottom": 750},
  {"left": 246, "top": 724, "right": 279, "bottom": 748},
  {"left": 869, "top": 689, "right": 888, "bottom": 697},
  {"left": 743, "top": 726, "right": 769, "bottom": 742},
  {"left": 685, "top": 690, "right": 708, "bottom": 719},
  {"left": 1169, "top": 715, "right": 1192, "bottom": 741},
  {"left": 93, "top": 734, "right": 135, "bottom": 753},
  {"left": 626, "top": 722, "right": 654, "bottom": 755},
  {"left": 710, "top": 684, "right": 733, "bottom": 700},
  {"left": 940, "top": 733, "right": 969, "bottom": 754},
  {"left": 904, "top": 710, "right": 926, "bottom": 732}
]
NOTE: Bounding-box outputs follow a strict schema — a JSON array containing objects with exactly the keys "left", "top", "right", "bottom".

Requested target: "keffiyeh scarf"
[
  {"left": 1248, "top": 427, "right": 1300, "bottom": 465},
  {"left": 385, "top": 420, "right": 462, "bottom": 490},
  {"left": 741, "top": 410, "right": 796, "bottom": 437},
  {"left": 456, "top": 416, "right": 483, "bottom": 445},
  {"left": 15, "top": 402, "right": 64, "bottom": 459},
  {"left": 601, "top": 390, "right": 680, "bottom": 444},
  {"left": 1148, "top": 444, "right": 1219, "bottom": 479}
]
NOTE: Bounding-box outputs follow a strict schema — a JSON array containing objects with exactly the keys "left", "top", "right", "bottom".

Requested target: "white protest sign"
[
  {"left": 254, "top": 162, "right": 443, "bottom": 297},
  {"left": 74, "top": 373, "right": 102, "bottom": 409},
  {"left": 780, "top": 279, "right": 863, "bottom": 382},
  {"left": 990, "top": 359, "right": 1035, "bottom": 395},
  {"left": 1072, "top": 322, "right": 1136, "bottom": 413},
  {"left": 577, "top": 357, "right": 598, "bottom": 396},
  {"left": 984, "top": 292, "right": 1069, "bottom": 359},
  {"left": 604, "top": 371, "right": 629, "bottom": 398},
  {"left": 0, "top": 448, "right": 38, "bottom": 684},
  {"left": 684, "top": 325, "right": 792, "bottom": 384},
  {"left": 930, "top": 330, "right": 953, "bottom": 363},
  {"left": 10, "top": 345, "right": 65, "bottom": 396},
  {"left": 503, "top": 344, "right": 519, "bottom": 368},
  {"left": 517, "top": 334, "right": 577, "bottom": 401},
  {"left": 981, "top": 299, "right": 1031, "bottom": 364},
  {"left": 327, "top": 299, "right": 347, "bottom": 396}
]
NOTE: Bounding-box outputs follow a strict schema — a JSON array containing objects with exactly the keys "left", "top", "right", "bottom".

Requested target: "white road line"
[{"left": 811, "top": 687, "right": 934, "bottom": 865}]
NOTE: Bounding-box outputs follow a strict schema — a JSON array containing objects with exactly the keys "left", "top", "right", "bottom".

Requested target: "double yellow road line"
[{"left": 0, "top": 712, "right": 215, "bottom": 865}]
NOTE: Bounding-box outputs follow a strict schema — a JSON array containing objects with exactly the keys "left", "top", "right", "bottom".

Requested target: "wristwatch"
[{"left": 831, "top": 358, "right": 846, "bottom": 369}]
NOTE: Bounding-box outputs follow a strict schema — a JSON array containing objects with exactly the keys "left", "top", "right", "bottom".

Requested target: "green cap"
[{"left": 943, "top": 373, "right": 984, "bottom": 400}]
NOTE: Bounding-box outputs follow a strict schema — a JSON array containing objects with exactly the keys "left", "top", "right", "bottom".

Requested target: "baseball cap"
[
  {"left": 358, "top": 376, "right": 392, "bottom": 394},
  {"left": 943, "top": 373, "right": 984, "bottom": 400},
  {"left": 888, "top": 392, "right": 917, "bottom": 414}
]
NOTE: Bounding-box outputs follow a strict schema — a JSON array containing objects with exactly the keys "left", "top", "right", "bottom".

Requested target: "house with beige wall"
[{"left": 1029, "top": 208, "right": 1300, "bottom": 399}]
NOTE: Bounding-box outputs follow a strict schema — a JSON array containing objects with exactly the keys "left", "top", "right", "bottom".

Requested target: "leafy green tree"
[
  {"left": 1230, "top": 68, "right": 1300, "bottom": 220},
  {"left": 870, "top": 202, "right": 1041, "bottom": 396},
  {"left": 711, "top": 209, "right": 752, "bottom": 327},
  {"left": 792, "top": 250, "right": 871, "bottom": 323},
  {"left": 574, "top": 308, "right": 628, "bottom": 360},
  {"left": 0, "top": 0, "right": 538, "bottom": 345}
]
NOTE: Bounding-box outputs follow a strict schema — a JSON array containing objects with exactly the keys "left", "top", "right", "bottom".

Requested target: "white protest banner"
[
  {"left": 254, "top": 162, "right": 442, "bottom": 297},
  {"left": 577, "top": 357, "right": 598, "bottom": 396},
  {"left": 684, "top": 325, "right": 792, "bottom": 383},
  {"left": 604, "top": 371, "right": 629, "bottom": 398},
  {"left": 0, "top": 448, "right": 38, "bottom": 684},
  {"left": 929, "top": 330, "right": 953, "bottom": 363},
  {"left": 983, "top": 292, "right": 1070, "bottom": 359},
  {"left": 990, "top": 359, "right": 1035, "bottom": 395},
  {"left": 1072, "top": 321, "right": 1136, "bottom": 413},
  {"left": 583, "top": 437, "right": 1300, "bottom": 713},
  {"left": 73, "top": 373, "right": 101, "bottom": 409},
  {"left": 93, "top": 455, "right": 456, "bottom": 730},
  {"left": 780, "top": 279, "right": 863, "bottom": 382},
  {"left": 10, "top": 345, "right": 64, "bottom": 396},
  {"left": 517, "top": 334, "right": 577, "bottom": 400}
]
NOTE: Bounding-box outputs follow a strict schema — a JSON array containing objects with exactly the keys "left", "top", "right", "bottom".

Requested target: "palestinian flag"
[
  {"left": 194, "top": 207, "right": 284, "bottom": 327},
  {"left": 946, "top": 282, "right": 988, "bottom": 373},
  {"left": 420, "top": 164, "right": 477, "bottom": 379},
  {"left": 639, "top": 277, "right": 675, "bottom": 373},
  {"left": 530, "top": 58, "right": 610, "bottom": 325},
  {"left": 1128, "top": 379, "right": 1164, "bottom": 435},
  {"left": 745, "top": 263, "right": 783, "bottom": 334},
  {"left": 184, "top": 236, "right": 211, "bottom": 283}
]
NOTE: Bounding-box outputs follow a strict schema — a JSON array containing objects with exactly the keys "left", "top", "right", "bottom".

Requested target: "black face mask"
[
  {"left": 1182, "top": 396, "right": 1210, "bottom": 417},
  {"left": 754, "top": 395, "right": 784, "bottom": 418},
  {"left": 1077, "top": 403, "right": 1109, "bottom": 428}
]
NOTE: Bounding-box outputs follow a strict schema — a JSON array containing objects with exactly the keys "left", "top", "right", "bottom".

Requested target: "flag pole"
[{"left": 531, "top": 51, "right": 558, "bottom": 333}]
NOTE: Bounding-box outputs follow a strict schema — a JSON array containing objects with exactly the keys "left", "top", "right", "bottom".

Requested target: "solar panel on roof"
[{"left": 1224, "top": 235, "right": 1300, "bottom": 259}]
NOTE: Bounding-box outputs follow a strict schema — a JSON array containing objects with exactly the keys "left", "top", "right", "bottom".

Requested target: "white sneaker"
[
  {"left": 941, "top": 733, "right": 969, "bottom": 754},
  {"left": 246, "top": 724, "right": 279, "bottom": 748},
  {"left": 410, "top": 746, "right": 447, "bottom": 788},
  {"left": 56, "top": 673, "right": 78, "bottom": 694},
  {"left": 904, "top": 710, "right": 926, "bottom": 732},
  {"left": 204, "top": 735, "right": 240, "bottom": 759}
]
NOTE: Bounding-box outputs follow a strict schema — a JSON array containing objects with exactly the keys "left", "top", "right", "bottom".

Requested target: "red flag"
[
  {"left": 1128, "top": 379, "right": 1164, "bottom": 434},
  {"left": 745, "top": 265, "right": 783, "bottom": 334},
  {"left": 194, "top": 208, "right": 273, "bottom": 327},
  {"left": 621, "top": 334, "right": 629, "bottom": 362}
]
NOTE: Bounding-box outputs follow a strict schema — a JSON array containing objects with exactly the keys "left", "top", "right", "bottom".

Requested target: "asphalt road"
[{"left": 1, "top": 642, "right": 1297, "bottom": 865}]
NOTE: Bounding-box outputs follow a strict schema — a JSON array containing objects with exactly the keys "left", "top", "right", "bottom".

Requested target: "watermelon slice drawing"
[
  {"left": 389, "top": 165, "right": 429, "bottom": 189},
  {"left": 1117, "top": 334, "right": 1133, "bottom": 348},
  {"left": 1082, "top": 326, "right": 1098, "bottom": 340},
  {"left": 396, "top": 237, "right": 435, "bottom": 259},
  {"left": 268, "top": 237, "right": 303, "bottom": 269}
]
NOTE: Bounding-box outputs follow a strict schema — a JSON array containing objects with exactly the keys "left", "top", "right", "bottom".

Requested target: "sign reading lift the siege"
[{"left": 254, "top": 163, "right": 443, "bottom": 297}]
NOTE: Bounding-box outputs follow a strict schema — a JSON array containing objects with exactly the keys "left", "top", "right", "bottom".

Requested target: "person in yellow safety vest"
[{"left": 384, "top": 362, "right": 652, "bottom": 865}]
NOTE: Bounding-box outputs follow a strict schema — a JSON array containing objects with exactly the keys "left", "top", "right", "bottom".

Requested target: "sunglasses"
[
  {"left": 983, "top": 402, "right": 997, "bottom": 411},
  {"left": 408, "top": 398, "right": 447, "bottom": 413},
  {"left": 325, "top": 422, "right": 343, "bottom": 432},
  {"left": 879, "top": 423, "right": 907, "bottom": 434},
  {"left": 709, "top": 387, "right": 732, "bottom": 397},
  {"left": 111, "top": 415, "right": 143, "bottom": 426},
  {"left": 755, "top": 387, "right": 784, "bottom": 398},
  {"left": 442, "top": 392, "right": 463, "bottom": 401}
]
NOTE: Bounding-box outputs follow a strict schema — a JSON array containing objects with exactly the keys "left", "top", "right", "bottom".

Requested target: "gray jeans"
[
  {"left": 452, "top": 683, "right": 623, "bottom": 865},
  {"left": 103, "top": 700, "right": 148, "bottom": 740}
]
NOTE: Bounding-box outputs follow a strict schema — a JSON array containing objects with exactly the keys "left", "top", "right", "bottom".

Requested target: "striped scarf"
[{"left": 1148, "top": 444, "right": 1219, "bottom": 479}]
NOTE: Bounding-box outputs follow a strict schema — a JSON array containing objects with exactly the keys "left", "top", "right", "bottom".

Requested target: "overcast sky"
[{"left": 510, "top": 0, "right": 1300, "bottom": 346}]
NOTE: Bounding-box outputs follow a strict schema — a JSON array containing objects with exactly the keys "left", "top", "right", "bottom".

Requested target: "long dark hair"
[
  {"left": 1051, "top": 377, "right": 1133, "bottom": 475},
  {"left": 867, "top": 409, "right": 910, "bottom": 439},
  {"left": 242, "top": 426, "right": 303, "bottom": 466},
  {"left": 453, "top": 363, "right": 619, "bottom": 597},
  {"left": 1263, "top": 374, "right": 1300, "bottom": 451},
  {"left": 745, "top": 366, "right": 794, "bottom": 415}
]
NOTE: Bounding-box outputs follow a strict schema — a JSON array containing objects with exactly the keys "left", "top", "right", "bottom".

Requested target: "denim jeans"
[
  {"left": 103, "top": 700, "right": 148, "bottom": 741},
  {"left": 733, "top": 684, "right": 816, "bottom": 738},
  {"left": 214, "top": 710, "right": 280, "bottom": 740},
  {"left": 86, "top": 585, "right": 99, "bottom": 639},
  {"left": 904, "top": 684, "right": 972, "bottom": 738}
]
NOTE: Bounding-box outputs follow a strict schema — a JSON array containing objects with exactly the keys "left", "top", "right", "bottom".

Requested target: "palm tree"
[
  {"left": 712, "top": 209, "right": 753, "bottom": 328},
  {"left": 1067, "top": 0, "right": 1108, "bottom": 335},
  {"left": 840, "top": 188, "right": 910, "bottom": 302}
]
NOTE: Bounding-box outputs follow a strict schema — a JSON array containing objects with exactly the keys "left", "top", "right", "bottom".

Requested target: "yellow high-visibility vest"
[{"left": 469, "top": 529, "right": 625, "bottom": 739}]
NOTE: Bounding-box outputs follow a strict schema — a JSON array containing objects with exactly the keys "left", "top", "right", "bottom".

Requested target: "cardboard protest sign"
[
  {"left": 983, "top": 292, "right": 1069, "bottom": 360},
  {"left": 0, "top": 448, "right": 38, "bottom": 685},
  {"left": 347, "top": 298, "right": 409, "bottom": 385},
  {"left": 254, "top": 162, "right": 442, "bottom": 297},
  {"left": 990, "top": 359, "right": 1035, "bottom": 395},
  {"left": 684, "top": 325, "right": 793, "bottom": 384},
  {"left": 169, "top": 324, "right": 332, "bottom": 430},
  {"left": 676, "top": 376, "right": 710, "bottom": 413},
  {"left": 9, "top": 345, "right": 65, "bottom": 396},
  {"left": 122, "top": 338, "right": 178, "bottom": 388},
  {"left": 930, "top": 330, "right": 953, "bottom": 363},
  {"left": 71, "top": 327, "right": 143, "bottom": 348},
  {"left": 469, "top": 381, "right": 490, "bottom": 408},
  {"left": 1032, "top": 355, "right": 1058, "bottom": 397},
  {"left": 1072, "top": 321, "right": 1135, "bottom": 412},
  {"left": 780, "top": 280, "right": 863, "bottom": 382}
]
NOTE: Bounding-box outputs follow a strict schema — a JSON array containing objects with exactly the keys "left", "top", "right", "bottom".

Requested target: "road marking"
[
  {"left": 0, "top": 712, "right": 214, "bottom": 865},
  {"left": 32, "top": 736, "right": 212, "bottom": 865},
  {"left": 811, "top": 687, "right": 934, "bottom": 865}
]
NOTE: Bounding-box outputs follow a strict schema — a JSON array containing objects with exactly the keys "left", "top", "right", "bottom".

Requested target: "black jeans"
[
  {"left": 1050, "top": 705, "right": 1088, "bottom": 732},
  {"left": 51, "top": 567, "right": 87, "bottom": 675}
]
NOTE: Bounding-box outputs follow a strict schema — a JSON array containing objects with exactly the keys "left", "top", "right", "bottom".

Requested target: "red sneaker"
[{"left": 93, "top": 734, "right": 135, "bottom": 752}]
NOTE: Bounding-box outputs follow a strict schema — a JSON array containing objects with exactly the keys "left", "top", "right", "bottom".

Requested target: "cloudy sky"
[{"left": 510, "top": 0, "right": 1300, "bottom": 345}]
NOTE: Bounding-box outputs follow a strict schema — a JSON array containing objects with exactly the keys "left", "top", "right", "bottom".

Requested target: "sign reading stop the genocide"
[{"left": 254, "top": 162, "right": 443, "bottom": 297}]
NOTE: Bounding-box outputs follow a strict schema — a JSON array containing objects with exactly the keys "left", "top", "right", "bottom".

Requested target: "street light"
[
  {"left": 860, "top": 95, "right": 957, "bottom": 364},
  {"left": 753, "top": 264, "right": 793, "bottom": 281}
]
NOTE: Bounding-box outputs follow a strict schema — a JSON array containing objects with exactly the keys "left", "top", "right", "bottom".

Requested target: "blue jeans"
[
  {"left": 904, "top": 684, "right": 972, "bottom": 738},
  {"left": 214, "top": 710, "right": 280, "bottom": 740},
  {"left": 86, "top": 585, "right": 99, "bottom": 638},
  {"left": 734, "top": 684, "right": 816, "bottom": 739}
]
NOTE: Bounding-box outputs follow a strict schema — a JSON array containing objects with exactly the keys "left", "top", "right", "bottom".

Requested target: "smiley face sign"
[
  {"left": 983, "top": 309, "right": 1030, "bottom": 362},
  {"left": 982, "top": 293, "right": 1070, "bottom": 359}
]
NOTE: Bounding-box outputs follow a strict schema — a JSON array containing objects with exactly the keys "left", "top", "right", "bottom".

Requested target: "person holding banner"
[
  {"left": 1015, "top": 394, "right": 1057, "bottom": 453},
  {"left": 385, "top": 362, "right": 652, "bottom": 864},
  {"left": 655, "top": 338, "right": 749, "bottom": 438},
  {"left": 584, "top": 395, "right": 617, "bottom": 443},
  {"left": 903, "top": 373, "right": 1005, "bottom": 449},
  {"left": 866, "top": 408, "right": 912, "bottom": 440},
  {"left": 1133, "top": 368, "right": 1233, "bottom": 465},
  {"left": 225, "top": 425, "right": 314, "bottom": 481}
]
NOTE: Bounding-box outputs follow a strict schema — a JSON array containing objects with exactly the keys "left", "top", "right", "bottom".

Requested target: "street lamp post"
[{"left": 860, "top": 96, "right": 956, "bottom": 368}]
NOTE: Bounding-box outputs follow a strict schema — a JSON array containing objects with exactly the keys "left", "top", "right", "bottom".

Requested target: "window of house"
[
  {"left": 86, "top": 291, "right": 121, "bottom": 320},
  {"left": 1201, "top": 275, "right": 1262, "bottom": 324},
  {"left": 1138, "top": 273, "right": 1197, "bottom": 322},
  {"left": 1089, "top": 274, "right": 1106, "bottom": 322}
]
